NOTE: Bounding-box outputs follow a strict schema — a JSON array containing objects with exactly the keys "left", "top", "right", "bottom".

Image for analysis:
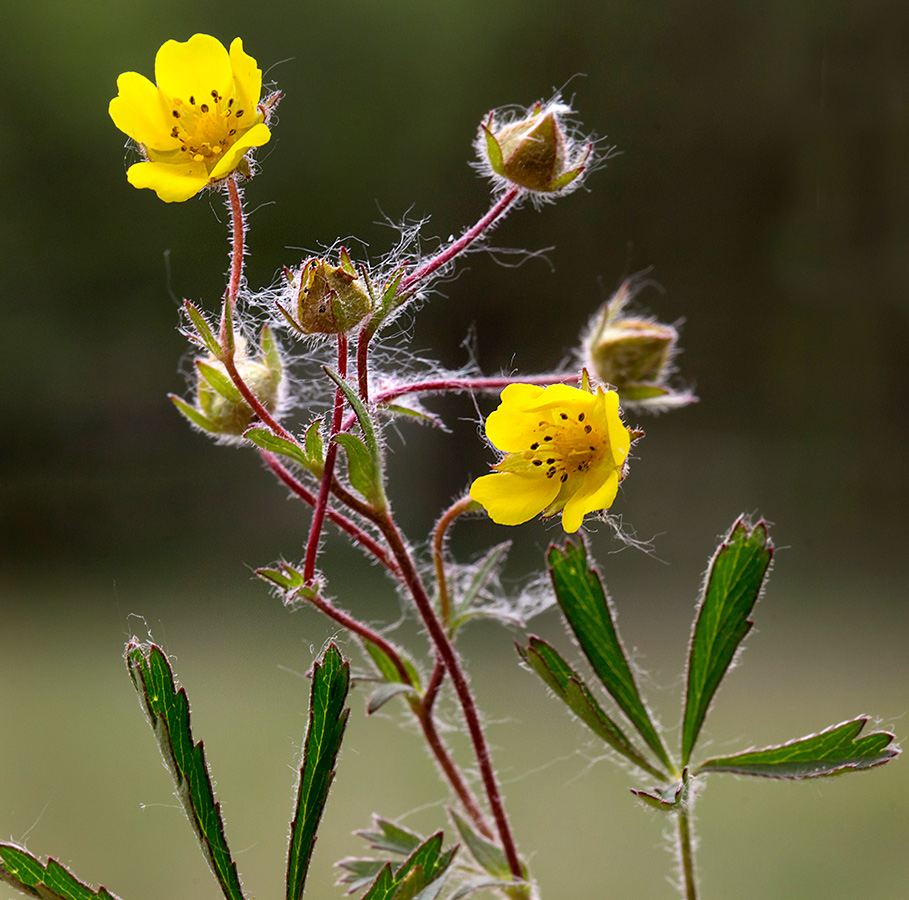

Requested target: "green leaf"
[
  {"left": 367, "top": 682, "right": 418, "bottom": 715},
  {"left": 245, "top": 427, "right": 313, "bottom": 469},
  {"left": 125, "top": 641, "right": 246, "bottom": 900},
  {"left": 360, "top": 833, "right": 456, "bottom": 900},
  {"left": 450, "top": 542, "right": 511, "bottom": 630},
  {"left": 449, "top": 810, "right": 516, "bottom": 880},
  {"left": 356, "top": 818, "right": 424, "bottom": 856},
  {"left": 336, "top": 856, "right": 387, "bottom": 893},
  {"left": 304, "top": 417, "right": 326, "bottom": 469},
  {"left": 183, "top": 300, "right": 222, "bottom": 357},
  {"left": 260, "top": 325, "right": 283, "bottom": 376},
  {"left": 196, "top": 360, "right": 243, "bottom": 402},
  {"left": 169, "top": 394, "right": 219, "bottom": 433},
  {"left": 0, "top": 845, "right": 122, "bottom": 900},
  {"left": 630, "top": 772, "right": 688, "bottom": 812},
  {"left": 681, "top": 517, "right": 774, "bottom": 765},
  {"left": 333, "top": 432, "right": 383, "bottom": 505},
  {"left": 696, "top": 717, "right": 899, "bottom": 779},
  {"left": 286, "top": 643, "right": 351, "bottom": 900},
  {"left": 363, "top": 642, "right": 421, "bottom": 689},
  {"left": 548, "top": 539, "right": 672, "bottom": 772},
  {"left": 518, "top": 637, "right": 666, "bottom": 780}
]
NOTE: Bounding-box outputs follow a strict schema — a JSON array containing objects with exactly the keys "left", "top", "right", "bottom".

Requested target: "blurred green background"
[{"left": 2, "top": 0, "right": 907, "bottom": 898}]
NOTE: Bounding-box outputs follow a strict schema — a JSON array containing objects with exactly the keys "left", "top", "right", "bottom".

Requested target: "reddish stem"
[
  {"left": 259, "top": 450, "right": 401, "bottom": 579},
  {"left": 399, "top": 185, "right": 520, "bottom": 294},
  {"left": 432, "top": 496, "right": 475, "bottom": 631},
  {"left": 375, "top": 511, "right": 524, "bottom": 879},
  {"left": 303, "top": 333, "right": 348, "bottom": 584},
  {"left": 225, "top": 176, "right": 246, "bottom": 312}
]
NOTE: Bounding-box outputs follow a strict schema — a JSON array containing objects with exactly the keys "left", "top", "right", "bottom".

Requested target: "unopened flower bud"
[
  {"left": 283, "top": 248, "right": 372, "bottom": 335},
  {"left": 188, "top": 334, "right": 282, "bottom": 436},
  {"left": 582, "top": 281, "right": 686, "bottom": 408},
  {"left": 478, "top": 100, "right": 592, "bottom": 195}
]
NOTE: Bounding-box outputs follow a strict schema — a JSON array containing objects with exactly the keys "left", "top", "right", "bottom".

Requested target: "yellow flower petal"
[
  {"left": 126, "top": 160, "right": 211, "bottom": 202},
  {"left": 109, "top": 72, "right": 176, "bottom": 149},
  {"left": 209, "top": 122, "right": 270, "bottom": 180},
  {"left": 485, "top": 383, "right": 546, "bottom": 450},
  {"left": 469, "top": 471, "right": 560, "bottom": 526},
  {"left": 229, "top": 37, "right": 263, "bottom": 113},
  {"left": 155, "top": 34, "right": 233, "bottom": 106},
  {"left": 560, "top": 469, "right": 619, "bottom": 533}
]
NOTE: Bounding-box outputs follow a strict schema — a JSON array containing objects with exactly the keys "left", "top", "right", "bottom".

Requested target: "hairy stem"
[
  {"left": 225, "top": 175, "right": 246, "bottom": 312},
  {"left": 303, "top": 333, "right": 348, "bottom": 584},
  {"left": 677, "top": 808, "right": 698, "bottom": 900},
  {"left": 432, "top": 496, "right": 475, "bottom": 631},
  {"left": 375, "top": 510, "right": 524, "bottom": 879},
  {"left": 399, "top": 185, "right": 521, "bottom": 294}
]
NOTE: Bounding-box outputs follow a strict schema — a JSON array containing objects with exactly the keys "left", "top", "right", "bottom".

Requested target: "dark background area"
[{"left": 2, "top": 2, "right": 907, "bottom": 898}]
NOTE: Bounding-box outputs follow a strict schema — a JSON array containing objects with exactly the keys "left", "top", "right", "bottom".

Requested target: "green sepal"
[
  {"left": 380, "top": 403, "right": 445, "bottom": 430},
  {"left": 617, "top": 383, "right": 672, "bottom": 401},
  {"left": 169, "top": 393, "right": 220, "bottom": 433},
  {"left": 681, "top": 517, "right": 774, "bottom": 765},
  {"left": 449, "top": 809, "right": 521, "bottom": 881},
  {"left": 324, "top": 367, "right": 380, "bottom": 457},
  {"left": 125, "top": 640, "right": 247, "bottom": 900},
  {"left": 481, "top": 123, "right": 504, "bottom": 174},
  {"left": 0, "top": 844, "right": 123, "bottom": 900},
  {"left": 517, "top": 637, "right": 666, "bottom": 780},
  {"left": 183, "top": 300, "right": 222, "bottom": 357},
  {"left": 196, "top": 360, "right": 244, "bottom": 402},
  {"left": 260, "top": 325, "right": 283, "bottom": 377},
  {"left": 286, "top": 644, "right": 351, "bottom": 900},
  {"left": 696, "top": 717, "right": 899, "bottom": 779},
  {"left": 548, "top": 539, "right": 673, "bottom": 772},
  {"left": 256, "top": 561, "right": 310, "bottom": 594},
  {"left": 333, "top": 432, "right": 384, "bottom": 506}
]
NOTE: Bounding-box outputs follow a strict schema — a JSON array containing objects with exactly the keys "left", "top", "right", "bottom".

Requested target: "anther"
[
  {"left": 546, "top": 458, "right": 555, "bottom": 465},
  {"left": 189, "top": 95, "right": 195, "bottom": 105},
  {"left": 560, "top": 413, "right": 568, "bottom": 420},
  {"left": 236, "top": 109, "right": 245, "bottom": 117},
  {"left": 172, "top": 110, "right": 180, "bottom": 118},
  {"left": 578, "top": 413, "right": 585, "bottom": 421},
  {"left": 560, "top": 473, "right": 568, "bottom": 482},
  {"left": 584, "top": 424, "right": 592, "bottom": 433},
  {"left": 543, "top": 435, "right": 553, "bottom": 442},
  {"left": 530, "top": 442, "right": 539, "bottom": 450},
  {"left": 200, "top": 103, "right": 209, "bottom": 113},
  {"left": 533, "top": 460, "right": 543, "bottom": 467}
]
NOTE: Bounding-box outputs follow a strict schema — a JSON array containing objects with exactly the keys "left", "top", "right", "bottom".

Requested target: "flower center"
[
  {"left": 168, "top": 89, "right": 248, "bottom": 167},
  {"left": 517, "top": 410, "right": 603, "bottom": 484}
]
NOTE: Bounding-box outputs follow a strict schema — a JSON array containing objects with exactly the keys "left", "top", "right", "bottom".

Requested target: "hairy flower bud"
[
  {"left": 478, "top": 99, "right": 592, "bottom": 195},
  {"left": 282, "top": 248, "right": 373, "bottom": 335},
  {"left": 582, "top": 281, "right": 691, "bottom": 409}
]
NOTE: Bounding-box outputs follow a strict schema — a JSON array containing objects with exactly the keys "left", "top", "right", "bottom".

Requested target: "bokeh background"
[{"left": 2, "top": 1, "right": 907, "bottom": 898}]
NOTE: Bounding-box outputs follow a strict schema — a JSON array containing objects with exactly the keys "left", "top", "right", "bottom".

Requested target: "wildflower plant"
[{"left": 1, "top": 32, "right": 898, "bottom": 900}]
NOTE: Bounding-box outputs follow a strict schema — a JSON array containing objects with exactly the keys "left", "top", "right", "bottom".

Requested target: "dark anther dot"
[
  {"left": 543, "top": 435, "right": 553, "bottom": 442},
  {"left": 577, "top": 464, "right": 584, "bottom": 471},
  {"left": 189, "top": 95, "right": 195, "bottom": 105},
  {"left": 211, "top": 89, "right": 219, "bottom": 100},
  {"left": 530, "top": 442, "right": 539, "bottom": 450},
  {"left": 179, "top": 146, "right": 187, "bottom": 152},
  {"left": 546, "top": 458, "right": 555, "bottom": 465},
  {"left": 560, "top": 413, "right": 568, "bottom": 420},
  {"left": 227, "top": 97, "right": 234, "bottom": 107},
  {"left": 171, "top": 127, "right": 180, "bottom": 138},
  {"left": 200, "top": 103, "right": 209, "bottom": 113},
  {"left": 229, "top": 128, "right": 237, "bottom": 135},
  {"left": 589, "top": 445, "right": 596, "bottom": 451},
  {"left": 236, "top": 109, "right": 245, "bottom": 117},
  {"left": 547, "top": 466, "right": 557, "bottom": 477},
  {"left": 560, "top": 473, "right": 568, "bottom": 482},
  {"left": 578, "top": 413, "right": 585, "bottom": 421},
  {"left": 172, "top": 110, "right": 180, "bottom": 118},
  {"left": 585, "top": 425, "right": 592, "bottom": 434},
  {"left": 533, "top": 460, "right": 543, "bottom": 467}
]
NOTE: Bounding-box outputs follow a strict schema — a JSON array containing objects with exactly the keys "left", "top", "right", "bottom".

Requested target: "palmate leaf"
[
  {"left": 517, "top": 636, "right": 666, "bottom": 780},
  {"left": 0, "top": 845, "right": 122, "bottom": 900},
  {"left": 125, "top": 640, "right": 246, "bottom": 900},
  {"left": 681, "top": 518, "right": 773, "bottom": 765},
  {"left": 696, "top": 716, "right": 899, "bottom": 779},
  {"left": 547, "top": 540, "right": 672, "bottom": 772},
  {"left": 287, "top": 643, "right": 351, "bottom": 900}
]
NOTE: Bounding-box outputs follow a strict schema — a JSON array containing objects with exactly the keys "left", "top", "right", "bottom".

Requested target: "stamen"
[
  {"left": 578, "top": 413, "right": 585, "bottom": 421},
  {"left": 560, "top": 473, "right": 568, "bottom": 482},
  {"left": 200, "top": 103, "right": 209, "bottom": 113},
  {"left": 585, "top": 424, "right": 592, "bottom": 433}
]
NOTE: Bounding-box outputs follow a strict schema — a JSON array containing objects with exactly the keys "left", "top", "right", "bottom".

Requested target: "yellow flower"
[
  {"left": 470, "top": 382, "right": 632, "bottom": 533},
  {"left": 109, "top": 34, "right": 271, "bottom": 202}
]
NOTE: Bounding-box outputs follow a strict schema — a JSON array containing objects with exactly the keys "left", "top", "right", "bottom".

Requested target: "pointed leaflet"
[
  {"left": 359, "top": 833, "right": 457, "bottom": 900},
  {"left": 287, "top": 644, "right": 351, "bottom": 900},
  {"left": 518, "top": 637, "right": 666, "bottom": 780},
  {"left": 548, "top": 540, "right": 672, "bottom": 772},
  {"left": 0, "top": 845, "right": 122, "bottom": 900},
  {"left": 125, "top": 641, "right": 246, "bottom": 900},
  {"left": 681, "top": 518, "right": 773, "bottom": 765},
  {"left": 696, "top": 716, "right": 898, "bottom": 779}
]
